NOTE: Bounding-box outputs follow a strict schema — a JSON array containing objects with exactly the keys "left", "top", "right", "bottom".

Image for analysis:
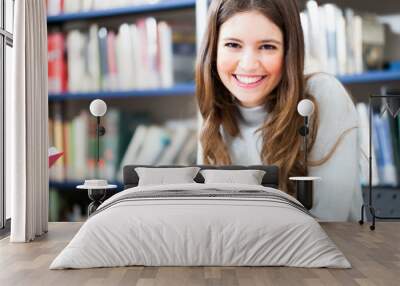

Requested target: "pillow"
[
  {"left": 200, "top": 169, "right": 266, "bottom": 185},
  {"left": 135, "top": 167, "right": 201, "bottom": 186}
]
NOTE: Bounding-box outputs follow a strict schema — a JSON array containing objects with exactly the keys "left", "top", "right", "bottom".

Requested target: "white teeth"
[{"left": 235, "top": 75, "right": 263, "bottom": 84}]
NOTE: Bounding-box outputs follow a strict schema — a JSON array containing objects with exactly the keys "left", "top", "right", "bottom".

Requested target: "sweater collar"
[{"left": 237, "top": 104, "right": 267, "bottom": 126}]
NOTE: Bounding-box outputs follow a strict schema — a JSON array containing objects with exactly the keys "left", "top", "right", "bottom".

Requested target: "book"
[
  {"left": 63, "top": 0, "right": 80, "bottom": 13},
  {"left": 48, "top": 147, "right": 64, "bottom": 168},
  {"left": 158, "top": 21, "right": 174, "bottom": 88},
  {"left": 136, "top": 17, "right": 160, "bottom": 89},
  {"left": 88, "top": 25, "right": 101, "bottom": 91},
  {"left": 98, "top": 27, "right": 110, "bottom": 90},
  {"left": 73, "top": 111, "right": 89, "bottom": 181},
  {"left": 48, "top": 32, "right": 67, "bottom": 93},
  {"left": 387, "top": 111, "right": 400, "bottom": 184},
  {"left": 47, "top": 0, "right": 63, "bottom": 16},
  {"left": 301, "top": 1, "right": 385, "bottom": 76},
  {"left": 372, "top": 113, "right": 385, "bottom": 184},
  {"left": 107, "top": 31, "right": 118, "bottom": 91},
  {"left": 117, "top": 125, "right": 148, "bottom": 181},
  {"left": 356, "top": 103, "right": 379, "bottom": 186},
  {"left": 323, "top": 4, "right": 339, "bottom": 75},
  {"left": 344, "top": 8, "right": 356, "bottom": 74},
  {"left": 374, "top": 113, "right": 397, "bottom": 185},
  {"left": 305, "top": 0, "right": 328, "bottom": 73},
  {"left": 135, "top": 125, "right": 171, "bottom": 165},
  {"left": 48, "top": 0, "right": 165, "bottom": 15},
  {"left": 116, "top": 112, "right": 151, "bottom": 169},
  {"left": 116, "top": 23, "right": 137, "bottom": 90},
  {"left": 175, "top": 129, "right": 198, "bottom": 165},
  {"left": 66, "top": 30, "right": 87, "bottom": 92},
  {"left": 48, "top": 17, "right": 184, "bottom": 93},
  {"left": 361, "top": 14, "right": 385, "bottom": 70},
  {"left": 51, "top": 102, "right": 65, "bottom": 181},
  {"left": 158, "top": 126, "right": 191, "bottom": 165},
  {"left": 172, "top": 24, "right": 196, "bottom": 83},
  {"left": 381, "top": 112, "right": 398, "bottom": 185},
  {"left": 102, "top": 109, "right": 120, "bottom": 181}
]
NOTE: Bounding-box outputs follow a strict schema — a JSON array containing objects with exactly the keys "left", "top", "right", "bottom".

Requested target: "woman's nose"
[{"left": 238, "top": 49, "right": 261, "bottom": 71}]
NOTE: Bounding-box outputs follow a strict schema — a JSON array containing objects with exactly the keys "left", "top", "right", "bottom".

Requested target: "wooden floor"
[{"left": 0, "top": 222, "right": 399, "bottom": 286}]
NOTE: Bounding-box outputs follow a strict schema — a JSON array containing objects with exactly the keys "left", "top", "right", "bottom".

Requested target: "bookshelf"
[
  {"left": 47, "top": 0, "right": 199, "bottom": 221},
  {"left": 322, "top": 0, "right": 400, "bottom": 220},
  {"left": 47, "top": 0, "right": 196, "bottom": 24},
  {"left": 47, "top": 71, "right": 400, "bottom": 103},
  {"left": 48, "top": 83, "right": 195, "bottom": 101},
  {"left": 338, "top": 71, "right": 400, "bottom": 85}
]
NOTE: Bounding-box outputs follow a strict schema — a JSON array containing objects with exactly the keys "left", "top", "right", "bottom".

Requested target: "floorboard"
[{"left": 0, "top": 222, "right": 399, "bottom": 286}]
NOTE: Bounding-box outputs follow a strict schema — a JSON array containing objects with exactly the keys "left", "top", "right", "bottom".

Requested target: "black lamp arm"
[
  {"left": 298, "top": 116, "right": 309, "bottom": 167},
  {"left": 95, "top": 117, "right": 106, "bottom": 178},
  {"left": 296, "top": 116, "right": 313, "bottom": 210}
]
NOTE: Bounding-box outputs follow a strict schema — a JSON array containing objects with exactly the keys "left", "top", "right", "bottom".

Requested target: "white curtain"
[{"left": 7, "top": 0, "right": 48, "bottom": 242}]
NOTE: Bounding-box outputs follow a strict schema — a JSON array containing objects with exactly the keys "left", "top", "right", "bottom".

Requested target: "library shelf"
[
  {"left": 48, "top": 83, "right": 195, "bottom": 101},
  {"left": 362, "top": 185, "right": 400, "bottom": 191},
  {"left": 50, "top": 181, "right": 124, "bottom": 190},
  {"left": 338, "top": 70, "right": 400, "bottom": 84},
  {"left": 48, "top": 71, "right": 400, "bottom": 101},
  {"left": 47, "top": 0, "right": 196, "bottom": 24}
]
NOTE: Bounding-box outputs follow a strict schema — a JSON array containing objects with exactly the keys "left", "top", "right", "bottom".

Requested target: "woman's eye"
[
  {"left": 261, "top": 44, "right": 276, "bottom": 50},
  {"left": 225, "top": 42, "right": 240, "bottom": 48}
]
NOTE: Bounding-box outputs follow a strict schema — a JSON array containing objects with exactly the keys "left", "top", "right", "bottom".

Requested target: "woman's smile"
[{"left": 232, "top": 74, "right": 267, "bottom": 89}]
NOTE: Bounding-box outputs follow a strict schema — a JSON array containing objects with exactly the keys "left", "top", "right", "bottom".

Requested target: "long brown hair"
[{"left": 196, "top": 0, "right": 331, "bottom": 195}]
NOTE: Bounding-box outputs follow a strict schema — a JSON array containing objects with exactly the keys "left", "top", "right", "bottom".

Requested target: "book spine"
[
  {"left": 374, "top": 113, "right": 397, "bottom": 185},
  {"left": 52, "top": 103, "right": 65, "bottom": 182},
  {"left": 48, "top": 32, "right": 67, "bottom": 93}
]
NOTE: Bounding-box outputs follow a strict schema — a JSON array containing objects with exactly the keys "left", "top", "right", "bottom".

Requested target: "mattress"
[{"left": 50, "top": 183, "right": 350, "bottom": 269}]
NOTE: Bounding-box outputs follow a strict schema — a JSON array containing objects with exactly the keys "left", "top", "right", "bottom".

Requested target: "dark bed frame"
[{"left": 123, "top": 165, "right": 279, "bottom": 189}]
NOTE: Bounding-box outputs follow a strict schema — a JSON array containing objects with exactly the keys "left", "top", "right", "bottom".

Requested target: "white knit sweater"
[{"left": 197, "top": 73, "right": 363, "bottom": 221}]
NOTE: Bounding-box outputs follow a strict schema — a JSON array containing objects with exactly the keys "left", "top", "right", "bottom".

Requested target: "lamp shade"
[
  {"left": 89, "top": 99, "right": 107, "bottom": 117},
  {"left": 297, "top": 99, "right": 315, "bottom": 117}
]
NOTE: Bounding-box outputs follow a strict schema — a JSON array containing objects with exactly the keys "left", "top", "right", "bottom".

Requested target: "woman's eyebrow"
[
  {"left": 222, "top": 37, "right": 282, "bottom": 45},
  {"left": 221, "top": 37, "right": 243, "bottom": 42},
  {"left": 259, "top": 39, "right": 282, "bottom": 45}
]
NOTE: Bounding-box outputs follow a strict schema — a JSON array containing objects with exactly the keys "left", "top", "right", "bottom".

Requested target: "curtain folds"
[{"left": 7, "top": 0, "right": 48, "bottom": 242}]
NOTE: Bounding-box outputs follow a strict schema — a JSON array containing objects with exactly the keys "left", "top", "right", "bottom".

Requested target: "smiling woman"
[
  {"left": 196, "top": 0, "right": 317, "bottom": 193},
  {"left": 216, "top": 10, "right": 284, "bottom": 107},
  {"left": 195, "top": 0, "right": 362, "bottom": 221}
]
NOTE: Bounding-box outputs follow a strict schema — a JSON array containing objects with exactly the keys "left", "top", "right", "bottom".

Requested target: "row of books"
[
  {"left": 301, "top": 0, "right": 385, "bottom": 76},
  {"left": 49, "top": 189, "right": 86, "bottom": 222},
  {"left": 357, "top": 102, "right": 400, "bottom": 187},
  {"left": 47, "top": 0, "right": 164, "bottom": 16},
  {"left": 48, "top": 19, "right": 195, "bottom": 93},
  {"left": 50, "top": 103, "right": 400, "bottom": 187},
  {"left": 49, "top": 103, "right": 198, "bottom": 183}
]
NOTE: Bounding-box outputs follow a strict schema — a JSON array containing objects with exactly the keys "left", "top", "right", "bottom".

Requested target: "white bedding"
[{"left": 50, "top": 183, "right": 351, "bottom": 269}]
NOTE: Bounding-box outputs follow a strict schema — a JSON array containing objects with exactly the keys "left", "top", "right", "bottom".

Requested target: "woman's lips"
[{"left": 233, "top": 74, "right": 267, "bottom": 89}]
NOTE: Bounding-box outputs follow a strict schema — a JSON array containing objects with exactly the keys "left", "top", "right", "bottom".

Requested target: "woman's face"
[{"left": 216, "top": 11, "right": 284, "bottom": 107}]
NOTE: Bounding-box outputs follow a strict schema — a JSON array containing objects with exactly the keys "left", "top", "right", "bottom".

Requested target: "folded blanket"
[{"left": 92, "top": 188, "right": 312, "bottom": 218}]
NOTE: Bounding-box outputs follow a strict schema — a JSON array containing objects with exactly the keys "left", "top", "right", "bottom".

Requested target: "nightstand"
[
  {"left": 77, "top": 180, "right": 117, "bottom": 215},
  {"left": 289, "top": 176, "right": 321, "bottom": 210}
]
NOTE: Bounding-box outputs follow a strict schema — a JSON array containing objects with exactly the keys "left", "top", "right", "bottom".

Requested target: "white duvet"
[{"left": 50, "top": 183, "right": 351, "bottom": 269}]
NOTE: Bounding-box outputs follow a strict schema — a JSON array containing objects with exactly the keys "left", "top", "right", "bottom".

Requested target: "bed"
[{"left": 50, "top": 165, "right": 350, "bottom": 269}]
